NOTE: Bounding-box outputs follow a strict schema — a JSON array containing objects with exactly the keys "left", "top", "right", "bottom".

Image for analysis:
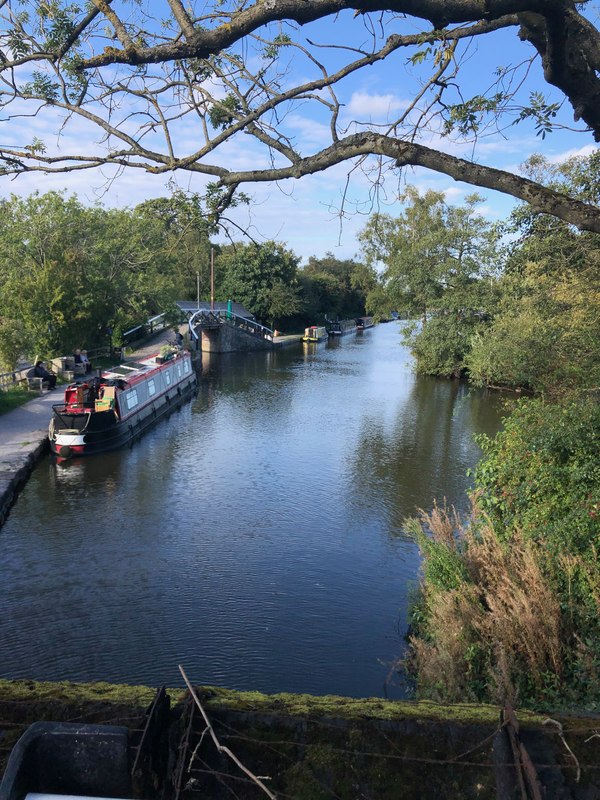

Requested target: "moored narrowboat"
[
  {"left": 356, "top": 316, "right": 374, "bottom": 330},
  {"left": 49, "top": 350, "right": 197, "bottom": 459},
  {"left": 326, "top": 319, "right": 357, "bottom": 336},
  {"left": 302, "top": 325, "right": 328, "bottom": 342}
]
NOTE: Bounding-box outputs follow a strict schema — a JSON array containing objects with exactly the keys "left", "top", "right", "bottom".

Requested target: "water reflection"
[
  {"left": 0, "top": 324, "right": 503, "bottom": 698},
  {"left": 349, "top": 378, "right": 506, "bottom": 537}
]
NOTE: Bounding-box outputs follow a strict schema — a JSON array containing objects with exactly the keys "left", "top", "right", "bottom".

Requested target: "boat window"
[
  {"left": 148, "top": 378, "right": 156, "bottom": 396},
  {"left": 177, "top": 364, "right": 182, "bottom": 378},
  {"left": 165, "top": 371, "right": 171, "bottom": 386},
  {"left": 183, "top": 360, "right": 190, "bottom": 373},
  {"left": 125, "top": 389, "right": 139, "bottom": 410}
]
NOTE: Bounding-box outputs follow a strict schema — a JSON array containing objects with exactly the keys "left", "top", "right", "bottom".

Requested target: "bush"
[
  {"left": 406, "top": 398, "right": 600, "bottom": 710},
  {"left": 473, "top": 398, "right": 600, "bottom": 556},
  {"left": 406, "top": 314, "right": 480, "bottom": 378}
]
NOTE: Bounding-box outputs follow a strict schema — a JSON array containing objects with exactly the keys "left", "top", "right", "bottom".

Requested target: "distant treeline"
[{"left": 0, "top": 190, "right": 382, "bottom": 369}]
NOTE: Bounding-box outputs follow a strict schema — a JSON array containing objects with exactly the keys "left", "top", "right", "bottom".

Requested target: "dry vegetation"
[{"left": 405, "top": 499, "right": 600, "bottom": 710}]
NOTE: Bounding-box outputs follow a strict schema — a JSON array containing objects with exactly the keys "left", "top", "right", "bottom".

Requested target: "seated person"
[
  {"left": 28, "top": 361, "right": 57, "bottom": 390},
  {"left": 73, "top": 348, "right": 92, "bottom": 374},
  {"left": 81, "top": 349, "right": 92, "bottom": 373}
]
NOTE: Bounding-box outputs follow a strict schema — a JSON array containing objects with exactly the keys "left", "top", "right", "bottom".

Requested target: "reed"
[{"left": 406, "top": 500, "right": 600, "bottom": 709}]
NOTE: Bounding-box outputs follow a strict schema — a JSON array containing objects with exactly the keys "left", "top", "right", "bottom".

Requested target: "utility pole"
[
  {"left": 210, "top": 248, "right": 215, "bottom": 311},
  {"left": 196, "top": 271, "right": 200, "bottom": 311}
]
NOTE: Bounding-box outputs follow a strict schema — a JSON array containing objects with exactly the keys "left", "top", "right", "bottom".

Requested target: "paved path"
[{"left": 0, "top": 385, "right": 60, "bottom": 525}]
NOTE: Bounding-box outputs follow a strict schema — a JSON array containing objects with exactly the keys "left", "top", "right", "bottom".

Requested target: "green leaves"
[
  {"left": 443, "top": 93, "right": 506, "bottom": 136},
  {"left": 22, "top": 71, "right": 59, "bottom": 101},
  {"left": 208, "top": 94, "right": 242, "bottom": 130},
  {"left": 515, "top": 92, "right": 561, "bottom": 139},
  {"left": 359, "top": 186, "right": 499, "bottom": 377},
  {"left": 25, "top": 137, "right": 46, "bottom": 155},
  {"left": 262, "top": 33, "right": 291, "bottom": 60},
  {"left": 0, "top": 189, "right": 216, "bottom": 361},
  {"left": 473, "top": 398, "right": 600, "bottom": 554},
  {"left": 219, "top": 241, "right": 300, "bottom": 325}
]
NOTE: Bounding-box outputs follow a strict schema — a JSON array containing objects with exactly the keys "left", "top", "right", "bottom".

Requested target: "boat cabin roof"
[{"left": 101, "top": 354, "right": 186, "bottom": 385}]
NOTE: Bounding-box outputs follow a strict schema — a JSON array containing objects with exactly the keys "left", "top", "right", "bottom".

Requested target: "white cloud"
[
  {"left": 547, "top": 143, "right": 597, "bottom": 163},
  {"left": 285, "top": 114, "right": 332, "bottom": 148},
  {"left": 344, "top": 91, "right": 408, "bottom": 121}
]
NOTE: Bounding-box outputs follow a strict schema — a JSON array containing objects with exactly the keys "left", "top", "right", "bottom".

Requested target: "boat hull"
[
  {"left": 326, "top": 319, "right": 357, "bottom": 336},
  {"left": 356, "top": 316, "right": 374, "bottom": 330},
  {"left": 302, "top": 325, "right": 328, "bottom": 342}
]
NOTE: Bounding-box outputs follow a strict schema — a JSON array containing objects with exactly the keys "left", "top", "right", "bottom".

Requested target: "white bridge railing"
[{"left": 188, "top": 310, "right": 274, "bottom": 342}]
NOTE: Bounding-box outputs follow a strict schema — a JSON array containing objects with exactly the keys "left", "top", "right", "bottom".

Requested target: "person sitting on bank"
[
  {"left": 74, "top": 348, "right": 92, "bottom": 374},
  {"left": 81, "top": 349, "right": 92, "bottom": 373},
  {"left": 28, "top": 361, "right": 57, "bottom": 390}
]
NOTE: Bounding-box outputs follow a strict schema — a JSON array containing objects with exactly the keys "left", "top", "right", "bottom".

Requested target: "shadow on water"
[{"left": 0, "top": 324, "right": 505, "bottom": 699}]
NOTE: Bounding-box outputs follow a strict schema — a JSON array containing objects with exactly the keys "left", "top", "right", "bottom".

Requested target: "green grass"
[{"left": 0, "top": 384, "right": 34, "bottom": 415}]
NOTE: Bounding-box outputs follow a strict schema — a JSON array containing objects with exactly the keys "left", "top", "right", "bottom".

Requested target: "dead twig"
[
  {"left": 543, "top": 718, "right": 581, "bottom": 783},
  {"left": 178, "top": 664, "right": 277, "bottom": 800}
]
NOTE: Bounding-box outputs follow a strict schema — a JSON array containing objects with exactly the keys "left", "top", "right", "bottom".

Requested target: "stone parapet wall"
[
  {"left": 201, "top": 324, "right": 274, "bottom": 353},
  {"left": 1, "top": 679, "right": 599, "bottom": 799}
]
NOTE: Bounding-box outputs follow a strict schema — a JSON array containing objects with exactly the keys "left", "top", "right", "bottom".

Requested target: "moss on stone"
[
  {"left": 0, "top": 677, "right": 172, "bottom": 707},
  {"left": 197, "top": 685, "right": 546, "bottom": 727},
  {"left": 0, "top": 677, "right": 553, "bottom": 729}
]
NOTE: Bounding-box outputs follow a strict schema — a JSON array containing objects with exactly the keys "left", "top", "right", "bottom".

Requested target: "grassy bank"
[{"left": 0, "top": 385, "right": 33, "bottom": 416}]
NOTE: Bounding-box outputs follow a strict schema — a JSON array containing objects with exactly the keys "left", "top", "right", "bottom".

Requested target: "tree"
[
  {"left": 134, "top": 192, "right": 214, "bottom": 301},
  {"left": 360, "top": 188, "right": 448, "bottom": 324},
  {"left": 467, "top": 234, "right": 600, "bottom": 393},
  {"left": 301, "top": 253, "right": 374, "bottom": 320},
  {"left": 465, "top": 149, "right": 600, "bottom": 393},
  {"left": 219, "top": 241, "right": 301, "bottom": 326},
  {"left": 360, "top": 187, "right": 499, "bottom": 376},
  {"left": 1, "top": 3, "right": 600, "bottom": 233},
  {"left": 0, "top": 190, "right": 197, "bottom": 360}
]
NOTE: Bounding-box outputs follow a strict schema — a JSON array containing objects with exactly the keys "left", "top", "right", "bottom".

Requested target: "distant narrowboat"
[
  {"left": 49, "top": 350, "right": 197, "bottom": 459},
  {"left": 302, "top": 325, "right": 328, "bottom": 342},
  {"left": 356, "top": 316, "right": 374, "bottom": 330},
  {"left": 326, "top": 319, "right": 357, "bottom": 336}
]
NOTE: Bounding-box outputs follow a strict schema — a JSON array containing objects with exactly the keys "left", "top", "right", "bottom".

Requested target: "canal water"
[{"left": 0, "top": 323, "right": 505, "bottom": 698}]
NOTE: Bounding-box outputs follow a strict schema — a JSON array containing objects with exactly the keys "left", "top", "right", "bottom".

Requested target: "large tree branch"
[
  {"left": 2, "top": 129, "right": 599, "bottom": 233},
  {"left": 518, "top": 9, "right": 600, "bottom": 141},
  {"left": 76, "top": 0, "right": 565, "bottom": 69},
  {"left": 211, "top": 132, "right": 600, "bottom": 233}
]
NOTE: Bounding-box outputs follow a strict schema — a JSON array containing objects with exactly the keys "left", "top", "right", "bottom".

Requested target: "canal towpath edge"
[{"left": 0, "top": 387, "right": 58, "bottom": 526}]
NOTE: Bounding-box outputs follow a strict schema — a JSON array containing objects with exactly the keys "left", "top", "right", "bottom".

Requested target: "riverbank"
[
  {"left": 1, "top": 677, "right": 598, "bottom": 798},
  {"left": 0, "top": 389, "right": 56, "bottom": 527}
]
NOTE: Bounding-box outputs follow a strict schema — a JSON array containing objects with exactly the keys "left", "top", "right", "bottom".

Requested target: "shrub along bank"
[{"left": 406, "top": 397, "right": 600, "bottom": 711}]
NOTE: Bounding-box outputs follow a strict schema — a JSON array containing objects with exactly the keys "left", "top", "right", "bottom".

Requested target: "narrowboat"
[
  {"left": 302, "top": 325, "right": 328, "bottom": 342},
  {"left": 356, "top": 316, "right": 374, "bottom": 330},
  {"left": 326, "top": 319, "right": 357, "bottom": 336},
  {"left": 49, "top": 350, "right": 197, "bottom": 459}
]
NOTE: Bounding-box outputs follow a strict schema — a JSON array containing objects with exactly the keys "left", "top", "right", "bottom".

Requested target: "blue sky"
[{"left": 1, "top": 6, "right": 596, "bottom": 263}]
